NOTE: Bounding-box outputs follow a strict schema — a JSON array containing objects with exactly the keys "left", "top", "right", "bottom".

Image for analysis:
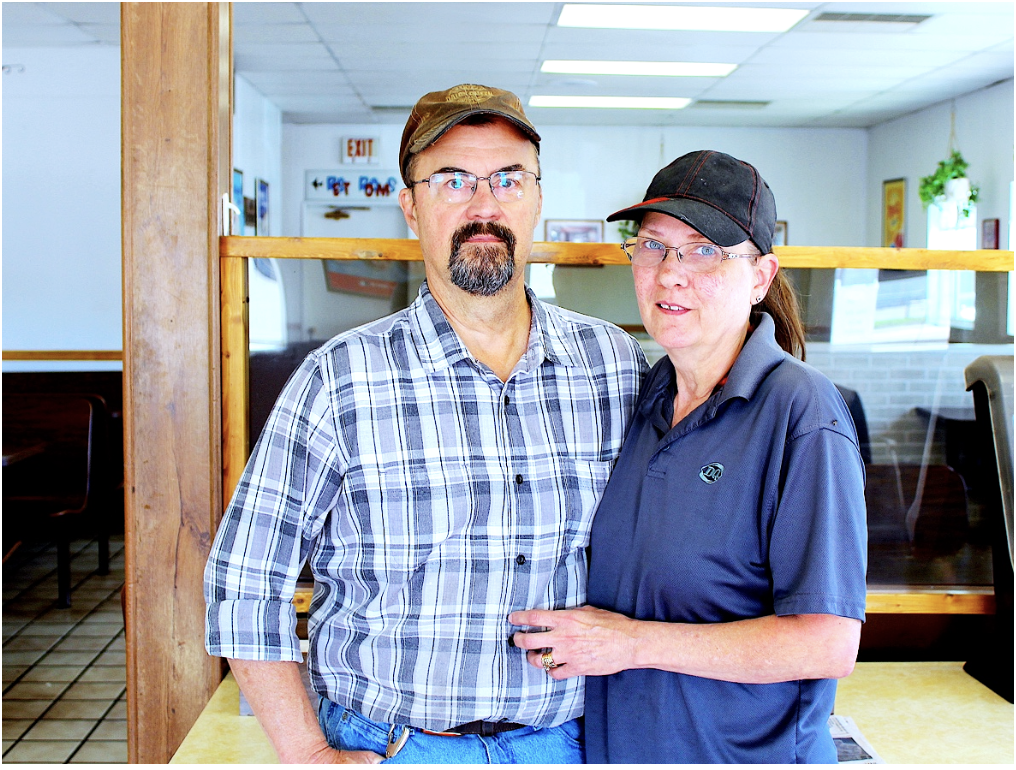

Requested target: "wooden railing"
[
  {"left": 287, "top": 584, "right": 995, "bottom": 615},
  {"left": 220, "top": 236, "right": 1014, "bottom": 615}
]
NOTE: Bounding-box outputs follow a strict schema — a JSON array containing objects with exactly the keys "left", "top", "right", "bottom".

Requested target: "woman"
[{"left": 510, "top": 150, "right": 867, "bottom": 763}]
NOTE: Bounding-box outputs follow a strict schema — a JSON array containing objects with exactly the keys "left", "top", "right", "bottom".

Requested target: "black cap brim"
[{"left": 607, "top": 197, "right": 751, "bottom": 249}]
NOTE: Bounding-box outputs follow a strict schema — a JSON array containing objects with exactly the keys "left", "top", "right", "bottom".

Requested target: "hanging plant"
[
  {"left": 617, "top": 220, "right": 639, "bottom": 241},
  {"left": 918, "top": 150, "right": 980, "bottom": 217}
]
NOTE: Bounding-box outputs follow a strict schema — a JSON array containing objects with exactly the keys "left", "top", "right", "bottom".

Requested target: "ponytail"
[{"left": 753, "top": 270, "right": 806, "bottom": 360}]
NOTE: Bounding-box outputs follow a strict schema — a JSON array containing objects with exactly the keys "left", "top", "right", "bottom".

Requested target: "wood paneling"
[{"left": 121, "top": 3, "right": 230, "bottom": 763}]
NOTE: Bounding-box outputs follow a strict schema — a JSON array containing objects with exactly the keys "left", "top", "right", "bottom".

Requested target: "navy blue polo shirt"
[{"left": 585, "top": 314, "right": 867, "bottom": 764}]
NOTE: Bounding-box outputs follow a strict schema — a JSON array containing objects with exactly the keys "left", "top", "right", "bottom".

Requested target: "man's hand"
[
  {"left": 228, "top": 659, "right": 383, "bottom": 764},
  {"left": 286, "top": 744, "right": 383, "bottom": 764}
]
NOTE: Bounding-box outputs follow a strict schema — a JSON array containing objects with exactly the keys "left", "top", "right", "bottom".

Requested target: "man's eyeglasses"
[
  {"left": 622, "top": 236, "right": 759, "bottom": 273},
  {"left": 409, "top": 170, "right": 540, "bottom": 204}
]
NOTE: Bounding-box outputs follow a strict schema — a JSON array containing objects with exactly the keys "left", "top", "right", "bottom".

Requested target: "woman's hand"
[
  {"left": 510, "top": 609, "right": 862, "bottom": 684},
  {"left": 509, "top": 606, "right": 641, "bottom": 679}
]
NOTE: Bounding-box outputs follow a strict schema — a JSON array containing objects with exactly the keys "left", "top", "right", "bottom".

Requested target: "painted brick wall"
[{"left": 640, "top": 340, "right": 1012, "bottom": 466}]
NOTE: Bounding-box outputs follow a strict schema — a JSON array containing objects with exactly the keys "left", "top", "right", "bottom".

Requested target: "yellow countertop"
[
  {"left": 833, "top": 661, "right": 1013, "bottom": 764},
  {"left": 171, "top": 662, "right": 1014, "bottom": 764},
  {"left": 170, "top": 673, "right": 278, "bottom": 764}
]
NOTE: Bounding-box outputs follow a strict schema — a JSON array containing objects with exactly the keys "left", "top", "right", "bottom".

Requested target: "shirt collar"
[
  {"left": 639, "top": 312, "right": 787, "bottom": 421},
  {"left": 409, "top": 281, "right": 582, "bottom": 375},
  {"left": 719, "top": 313, "right": 786, "bottom": 403}
]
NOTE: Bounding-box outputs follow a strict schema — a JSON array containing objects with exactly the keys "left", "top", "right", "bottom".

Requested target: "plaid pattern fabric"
[{"left": 205, "top": 283, "right": 646, "bottom": 731}]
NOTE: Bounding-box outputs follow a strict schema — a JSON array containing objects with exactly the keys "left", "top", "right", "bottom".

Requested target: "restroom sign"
[
  {"left": 342, "top": 136, "right": 379, "bottom": 164},
  {"left": 305, "top": 170, "right": 402, "bottom": 205}
]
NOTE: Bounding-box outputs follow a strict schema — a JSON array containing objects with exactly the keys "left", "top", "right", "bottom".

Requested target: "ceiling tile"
[
  {"left": 6, "top": 1, "right": 1012, "bottom": 129},
  {"left": 2, "top": 24, "right": 98, "bottom": 46},
  {"left": 233, "top": 2, "right": 307, "bottom": 25},
  {"left": 312, "top": 21, "right": 547, "bottom": 43},
  {"left": 234, "top": 23, "right": 320, "bottom": 44},
  {"left": 301, "top": 2, "right": 557, "bottom": 26},
  {"left": 38, "top": 2, "right": 119, "bottom": 24},
  {"left": 1, "top": 3, "right": 68, "bottom": 24}
]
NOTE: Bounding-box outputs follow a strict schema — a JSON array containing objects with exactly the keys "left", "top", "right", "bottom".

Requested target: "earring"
[{"left": 754, "top": 296, "right": 763, "bottom": 304}]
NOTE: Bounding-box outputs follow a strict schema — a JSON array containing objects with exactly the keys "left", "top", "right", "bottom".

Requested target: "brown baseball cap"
[{"left": 399, "top": 84, "right": 541, "bottom": 185}]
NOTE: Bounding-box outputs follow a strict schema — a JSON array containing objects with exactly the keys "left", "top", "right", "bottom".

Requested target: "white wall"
[
  {"left": 233, "top": 75, "right": 283, "bottom": 239},
  {"left": 3, "top": 47, "right": 1011, "bottom": 364},
  {"left": 867, "top": 79, "right": 1014, "bottom": 250},
  {"left": 2, "top": 47, "right": 121, "bottom": 372},
  {"left": 282, "top": 121, "right": 868, "bottom": 323},
  {"left": 281, "top": 123, "right": 406, "bottom": 233},
  {"left": 282, "top": 122, "right": 867, "bottom": 244}
]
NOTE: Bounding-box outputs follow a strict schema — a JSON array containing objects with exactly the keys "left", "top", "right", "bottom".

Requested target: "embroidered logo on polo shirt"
[{"left": 699, "top": 462, "right": 724, "bottom": 484}]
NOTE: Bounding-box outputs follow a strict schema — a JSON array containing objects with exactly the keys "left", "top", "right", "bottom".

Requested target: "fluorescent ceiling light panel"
[
  {"left": 542, "top": 60, "right": 736, "bottom": 77},
  {"left": 558, "top": 4, "right": 809, "bottom": 33},
  {"left": 529, "top": 95, "right": 692, "bottom": 110}
]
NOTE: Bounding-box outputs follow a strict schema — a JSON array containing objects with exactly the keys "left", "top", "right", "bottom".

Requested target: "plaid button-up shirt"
[{"left": 204, "top": 283, "right": 646, "bottom": 731}]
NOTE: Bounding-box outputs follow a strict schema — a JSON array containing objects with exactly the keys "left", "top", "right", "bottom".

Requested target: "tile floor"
[{"left": 3, "top": 537, "right": 127, "bottom": 764}]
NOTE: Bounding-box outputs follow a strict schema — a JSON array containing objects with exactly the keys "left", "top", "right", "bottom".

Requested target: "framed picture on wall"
[
  {"left": 244, "top": 197, "right": 257, "bottom": 230},
  {"left": 773, "top": 221, "right": 788, "bottom": 247},
  {"left": 882, "top": 178, "right": 906, "bottom": 248},
  {"left": 323, "top": 260, "right": 407, "bottom": 298},
  {"left": 232, "top": 169, "right": 244, "bottom": 235},
  {"left": 544, "top": 219, "right": 604, "bottom": 243},
  {"left": 255, "top": 178, "right": 270, "bottom": 236}
]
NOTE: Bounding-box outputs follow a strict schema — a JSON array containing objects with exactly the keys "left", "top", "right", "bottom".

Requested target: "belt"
[{"left": 421, "top": 720, "right": 526, "bottom": 737}]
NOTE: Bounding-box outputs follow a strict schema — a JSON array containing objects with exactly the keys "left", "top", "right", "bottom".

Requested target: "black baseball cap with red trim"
[{"left": 607, "top": 150, "right": 777, "bottom": 255}]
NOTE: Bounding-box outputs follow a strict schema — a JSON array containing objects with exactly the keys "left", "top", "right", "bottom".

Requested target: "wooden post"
[
  {"left": 220, "top": 253, "right": 249, "bottom": 504},
  {"left": 121, "top": 3, "right": 231, "bottom": 762}
]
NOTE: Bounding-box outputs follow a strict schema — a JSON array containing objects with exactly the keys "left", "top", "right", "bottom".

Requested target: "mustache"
[{"left": 450, "top": 221, "right": 517, "bottom": 255}]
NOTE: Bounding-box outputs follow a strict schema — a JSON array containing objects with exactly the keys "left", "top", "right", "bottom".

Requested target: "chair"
[
  {"left": 836, "top": 384, "right": 910, "bottom": 545},
  {"left": 3, "top": 392, "right": 112, "bottom": 607},
  {"left": 961, "top": 355, "right": 1014, "bottom": 702}
]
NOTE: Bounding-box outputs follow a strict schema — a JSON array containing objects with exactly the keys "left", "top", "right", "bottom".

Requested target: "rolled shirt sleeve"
[{"left": 204, "top": 360, "right": 341, "bottom": 661}]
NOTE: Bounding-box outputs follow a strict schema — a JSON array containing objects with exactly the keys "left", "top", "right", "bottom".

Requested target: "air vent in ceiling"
[
  {"left": 689, "top": 100, "right": 769, "bottom": 110},
  {"left": 814, "top": 12, "right": 931, "bottom": 24}
]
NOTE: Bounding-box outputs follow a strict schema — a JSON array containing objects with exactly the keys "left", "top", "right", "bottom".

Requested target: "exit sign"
[{"left": 342, "top": 137, "right": 379, "bottom": 164}]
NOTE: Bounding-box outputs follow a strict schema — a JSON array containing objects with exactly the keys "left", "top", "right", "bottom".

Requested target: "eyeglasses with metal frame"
[
  {"left": 409, "top": 170, "right": 541, "bottom": 204},
  {"left": 622, "top": 236, "right": 760, "bottom": 272}
]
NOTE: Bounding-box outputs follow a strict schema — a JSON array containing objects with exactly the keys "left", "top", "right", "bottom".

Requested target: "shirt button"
[
  {"left": 516, "top": 554, "right": 527, "bottom": 565},
  {"left": 515, "top": 474, "right": 524, "bottom": 485},
  {"left": 504, "top": 395, "right": 511, "bottom": 406}
]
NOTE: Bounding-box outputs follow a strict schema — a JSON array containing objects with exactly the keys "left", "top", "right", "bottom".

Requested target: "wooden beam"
[
  {"left": 866, "top": 587, "right": 996, "bottom": 614},
  {"left": 220, "top": 255, "right": 248, "bottom": 507},
  {"left": 289, "top": 587, "right": 995, "bottom": 616},
  {"left": 122, "top": 3, "right": 230, "bottom": 763},
  {"left": 221, "top": 236, "right": 1015, "bottom": 271}
]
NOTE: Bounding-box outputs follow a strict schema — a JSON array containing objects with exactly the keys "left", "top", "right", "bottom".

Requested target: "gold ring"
[{"left": 541, "top": 650, "right": 557, "bottom": 670}]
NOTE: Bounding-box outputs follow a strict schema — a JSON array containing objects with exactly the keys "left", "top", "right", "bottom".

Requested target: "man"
[{"left": 204, "top": 84, "right": 646, "bottom": 763}]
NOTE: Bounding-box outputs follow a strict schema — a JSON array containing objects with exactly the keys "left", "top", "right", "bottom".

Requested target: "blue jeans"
[{"left": 318, "top": 699, "right": 585, "bottom": 764}]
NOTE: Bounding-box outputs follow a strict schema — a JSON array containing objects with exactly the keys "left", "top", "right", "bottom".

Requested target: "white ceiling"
[{"left": 3, "top": 2, "right": 1013, "bottom": 128}]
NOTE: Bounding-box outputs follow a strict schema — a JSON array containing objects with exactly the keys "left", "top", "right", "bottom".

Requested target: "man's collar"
[{"left": 409, "top": 282, "right": 583, "bottom": 374}]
